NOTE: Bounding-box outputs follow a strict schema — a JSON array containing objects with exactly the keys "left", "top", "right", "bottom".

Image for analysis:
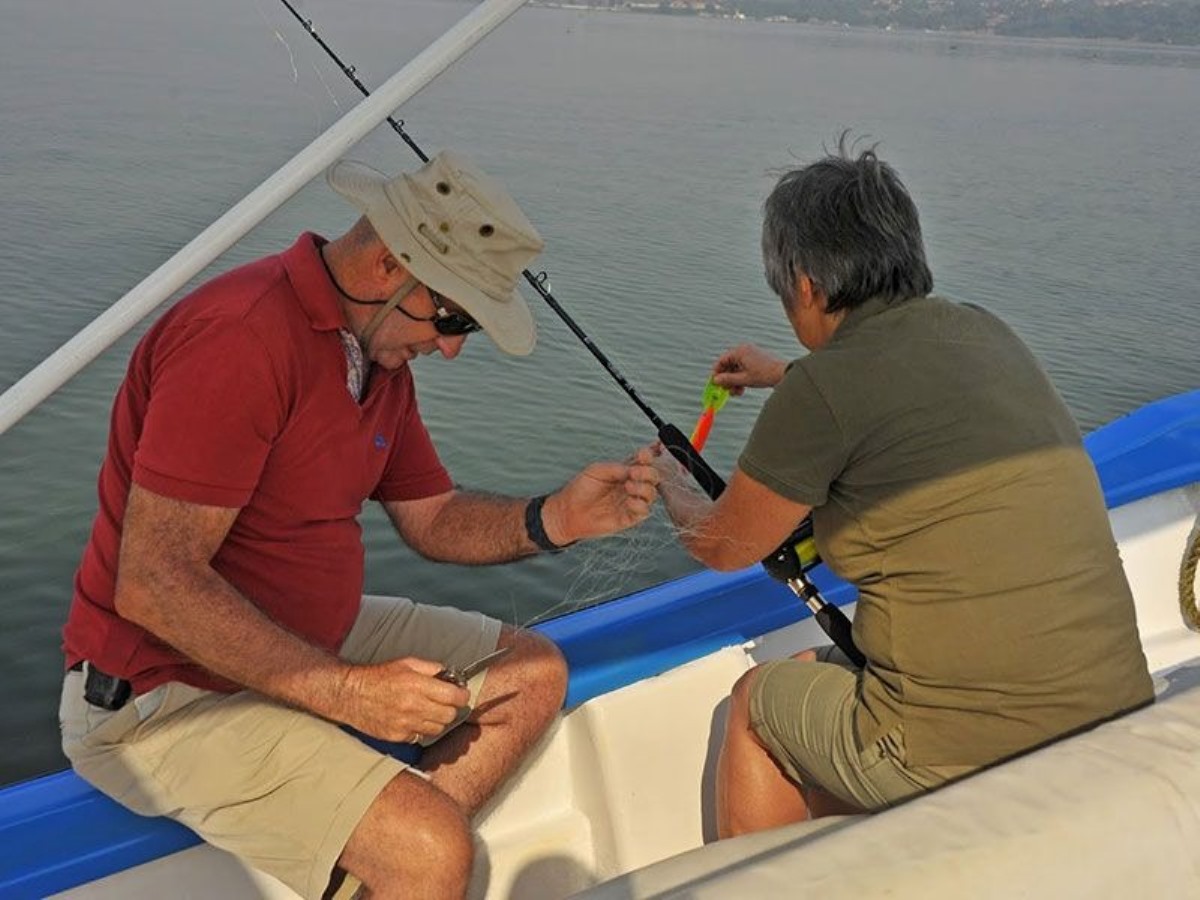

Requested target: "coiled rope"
[{"left": 1181, "top": 522, "right": 1200, "bottom": 631}]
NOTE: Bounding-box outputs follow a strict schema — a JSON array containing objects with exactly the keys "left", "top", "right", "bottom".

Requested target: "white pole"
[{"left": 0, "top": 0, "right": 528, "bottom": 437}]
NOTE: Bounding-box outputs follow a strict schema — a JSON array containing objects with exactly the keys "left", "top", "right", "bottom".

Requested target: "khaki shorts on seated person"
[
  {"left": 749, "top": 646, "right": 973, "bottom": 812},
  {"left": 60, "top": 595, "right": 502, "bottom": 900}
]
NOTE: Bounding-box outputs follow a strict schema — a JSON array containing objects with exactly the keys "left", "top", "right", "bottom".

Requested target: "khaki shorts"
[
  {"left": 60, "top": 595, "right": 501, "bottom": 900},
  {"left": 749, "top": 646, "right": 973, "bottom": 812}
]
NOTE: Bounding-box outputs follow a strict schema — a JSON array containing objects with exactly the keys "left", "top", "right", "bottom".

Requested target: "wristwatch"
[{"left": 524, "top": 494, "right": 571, "bottom": 553}]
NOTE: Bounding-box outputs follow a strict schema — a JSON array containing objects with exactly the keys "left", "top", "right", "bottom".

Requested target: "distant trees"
[
  {"left": 995, "top": 0, "right": 1200, "bottom": 43},
  {"left": 543, "top": 0, "right": 1200, "bottom": 43},
  {"left": 722, "top": 0, "right": 1200, "bottom": 44}
]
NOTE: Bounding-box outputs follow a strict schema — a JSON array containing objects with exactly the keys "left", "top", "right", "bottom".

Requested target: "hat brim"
[{"left": 327, "top": 160, "right": 536, "bottom": 356}]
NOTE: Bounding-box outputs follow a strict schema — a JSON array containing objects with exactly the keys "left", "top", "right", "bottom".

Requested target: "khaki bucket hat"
[{"left": 327, "top": 150, "right": 545, "bottom": 355}]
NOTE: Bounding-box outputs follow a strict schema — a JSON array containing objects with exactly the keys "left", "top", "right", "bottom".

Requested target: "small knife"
[{"left": 435, "top": 645, "right": 512, "bottom": 688}]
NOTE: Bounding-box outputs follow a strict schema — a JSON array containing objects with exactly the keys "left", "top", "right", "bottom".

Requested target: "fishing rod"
[
  {"left": 275, "top": 0, "right": 862, "bottom": 664},
  {"left": 275, "top": 0, "right": 720, "bottom": 494}
]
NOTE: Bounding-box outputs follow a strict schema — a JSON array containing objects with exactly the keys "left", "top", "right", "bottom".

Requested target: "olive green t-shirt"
[{"left": 740, "top": 295, "right": 1153, "bottom": 767}]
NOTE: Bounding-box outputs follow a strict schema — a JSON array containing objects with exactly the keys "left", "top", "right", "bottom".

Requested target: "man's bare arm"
[
  {"left": 383, "top": 459, "right": 659, "bottom": 564},
  {"left": 383, "top": 489, "right": 534, "bottom": 564},
  {"left": 114, "top": 483, "right": 466, "bottom": 740}
]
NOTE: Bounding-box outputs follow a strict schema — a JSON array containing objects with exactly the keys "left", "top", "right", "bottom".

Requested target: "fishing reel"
[
  {"left": 762, "top": 519, "right": 867, "bottom": 668},
  {"left": 761, "top": 518, "right": 821, "bottom": 581}
]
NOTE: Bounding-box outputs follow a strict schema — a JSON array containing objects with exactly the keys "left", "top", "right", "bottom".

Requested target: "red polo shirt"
[{"left": 63, "top": 233, "right": 453, "bottom": 694}]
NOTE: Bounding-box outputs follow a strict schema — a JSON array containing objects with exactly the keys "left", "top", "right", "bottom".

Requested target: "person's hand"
[
  {"left": 339, "top": 656, "right": 470, "bottom": 744},
  {"left": 638, "top": 441, "right": 686, "bottom": 485},
  {"left": 711, "top": 344, "right": 787, "bottom": 395},
  {"left": 544, "top": 453, "right": 661, "bottom": 543}
]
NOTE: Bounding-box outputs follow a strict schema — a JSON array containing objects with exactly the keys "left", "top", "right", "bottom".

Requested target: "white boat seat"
[
  {"left": 572, "top": 814, "right": 860, "bottom": 899},
  {"left": 574, "top": 656, "right": 1200, "bottom": 899}
]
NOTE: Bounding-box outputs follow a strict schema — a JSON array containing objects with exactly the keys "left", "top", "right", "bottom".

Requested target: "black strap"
[
  {"left": 525, "top": 494, "right": 570, "bottom": 553},
  {"left": 75, "top": 661, "right": 133, "bottom": 711}
]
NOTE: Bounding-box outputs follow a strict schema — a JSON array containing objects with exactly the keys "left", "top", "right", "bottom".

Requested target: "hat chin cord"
[{"left": 358, "top": 275, "right": 419, "bottom": 352}]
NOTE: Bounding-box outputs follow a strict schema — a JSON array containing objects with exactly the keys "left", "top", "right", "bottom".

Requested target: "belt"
[{"left": 70, "top": 660, "right": 133, "bottom": 711}]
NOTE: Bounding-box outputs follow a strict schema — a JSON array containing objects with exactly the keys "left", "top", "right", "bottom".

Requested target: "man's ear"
[{"left": 378, "top": 249, "right": 411, "bottom": 284}]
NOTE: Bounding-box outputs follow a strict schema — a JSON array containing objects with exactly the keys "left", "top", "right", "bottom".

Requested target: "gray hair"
[{"left": 762, "top": 135, "right": 933, "bottom": 313}]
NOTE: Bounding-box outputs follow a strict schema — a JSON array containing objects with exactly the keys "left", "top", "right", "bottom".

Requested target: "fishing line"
[
  {"left": 273, "top": 0, "right": 863, "bottom": 664},
  {"left": 521, "top": 521, "right": 682, "bottom": 629},
  {"left": 252, "top": 0, "right": 330, "bottom": 120}
]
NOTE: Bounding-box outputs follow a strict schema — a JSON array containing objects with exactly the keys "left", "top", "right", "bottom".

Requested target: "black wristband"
[{"left": 525, "top": 494, "right": 570, "bottom": 554}]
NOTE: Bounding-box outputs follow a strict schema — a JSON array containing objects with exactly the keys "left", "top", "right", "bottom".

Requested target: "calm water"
[{"left": 1, "top": 0, "right": 1197, "bottom": 785}]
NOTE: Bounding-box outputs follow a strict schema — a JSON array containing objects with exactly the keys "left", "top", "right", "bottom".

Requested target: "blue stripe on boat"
[{"left": 1086, "top": 388, "right": 1200, "bottom": 509}]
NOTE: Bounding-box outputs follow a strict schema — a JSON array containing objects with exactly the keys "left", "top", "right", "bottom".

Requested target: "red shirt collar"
[{"left": 283, "top": 232, "right": 348, "bottom": 333}]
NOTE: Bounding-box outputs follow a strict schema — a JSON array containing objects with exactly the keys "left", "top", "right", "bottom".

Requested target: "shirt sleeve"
[
  {"left": 737, "top": 362, "right": 847, "bottom": 507},
  {"left": 372, "top": 378, "right": 453, "bottom": 503},
  {"left": 133, "top": 317, "right": 284, "bottom": 508}
]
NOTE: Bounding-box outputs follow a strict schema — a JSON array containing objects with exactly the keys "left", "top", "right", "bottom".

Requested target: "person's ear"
[
  {"left": 378, "top": 250, "right": 411, "bottom": 286},
  {"left": 795, "top": 274, "right": 830, "bottom": 313},
  {"left": 794, "top": 274, "right": 815, "bottom": 310}
]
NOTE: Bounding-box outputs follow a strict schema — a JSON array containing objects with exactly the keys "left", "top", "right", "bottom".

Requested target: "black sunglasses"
[{"left": 394, "top": 287, "right": 481, "bottom": 336}]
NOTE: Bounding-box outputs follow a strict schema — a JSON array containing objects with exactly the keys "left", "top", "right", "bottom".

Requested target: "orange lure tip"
[{"left": 690, "top": 408, "right": 715, "bottom": 450}]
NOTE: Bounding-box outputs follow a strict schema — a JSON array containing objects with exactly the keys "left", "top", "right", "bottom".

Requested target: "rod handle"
[
  {"left": 815, "top": 603, "right": 866, "bottom": 668},
  {"left": 659, "top": 422, "right": 726, "bottom": 500}
]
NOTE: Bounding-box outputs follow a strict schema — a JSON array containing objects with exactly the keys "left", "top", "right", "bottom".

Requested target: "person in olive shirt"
[{"left": 646, "top": 136, "right": 1153, "bottom": 839}]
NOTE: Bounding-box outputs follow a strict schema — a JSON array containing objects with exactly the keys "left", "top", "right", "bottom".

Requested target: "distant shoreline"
[{"left": 527, "top": 0, "right": 1200, "bottom": 48}]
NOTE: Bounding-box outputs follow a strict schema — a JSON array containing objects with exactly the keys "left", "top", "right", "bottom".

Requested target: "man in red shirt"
[{"left": 60, "top": 149, "right": 659, "bottom": 900}]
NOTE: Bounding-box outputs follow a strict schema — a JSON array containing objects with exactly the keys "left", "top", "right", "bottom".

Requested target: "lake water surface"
[{"left": 1, "top": 0, "right": 1197, "bottom": 784}]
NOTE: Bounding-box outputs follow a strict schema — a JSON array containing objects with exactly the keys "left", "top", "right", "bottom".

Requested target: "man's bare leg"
[
  {"left": 337, "top": 771, "right": 473, "bottom": 900},
  {"left": 421, "top": 626, "right": 568, "bottom": 816}
]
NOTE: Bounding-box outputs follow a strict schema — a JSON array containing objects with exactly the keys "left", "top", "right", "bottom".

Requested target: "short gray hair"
[{"left": 762, "top": 135, "right": 933, "bottom": 313}]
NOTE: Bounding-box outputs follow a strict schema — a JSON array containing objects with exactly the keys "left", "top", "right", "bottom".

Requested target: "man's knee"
[
  {"left": 399, "top": 795, "right": 474, "bottom": 884},
  {"left": 343, "top": 774, "right": 473, "bottom": 895},
  {"left": 499, "top": 628, "right": 568, "bottom": 712}
]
